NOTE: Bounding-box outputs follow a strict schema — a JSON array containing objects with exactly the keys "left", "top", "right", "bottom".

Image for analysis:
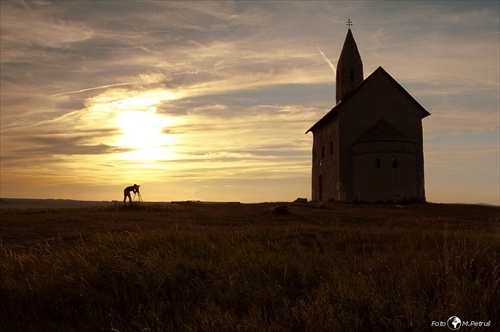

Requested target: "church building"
[{"left": 306, "top": 21, "right": 430, "bottom": 203}]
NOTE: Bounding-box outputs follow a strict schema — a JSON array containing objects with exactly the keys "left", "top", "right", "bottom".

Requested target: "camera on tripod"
[{"left": 133, "top": 185, "right": 142, "bottom": 202}]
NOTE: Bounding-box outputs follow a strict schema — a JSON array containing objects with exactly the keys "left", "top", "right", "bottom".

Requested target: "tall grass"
[{"left": 1, "top": 204, "right": 499, "bottom": 331}]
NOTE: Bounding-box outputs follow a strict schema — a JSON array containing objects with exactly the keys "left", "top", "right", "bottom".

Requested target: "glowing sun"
[{"left": 116, "top": 107, "right": 177, "bottom": 161}]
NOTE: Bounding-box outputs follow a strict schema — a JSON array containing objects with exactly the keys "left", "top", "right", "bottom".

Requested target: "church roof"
[
  {"left": 353, "top": 119, "right": 411, "bottom": 145},
  {"left": 306, "top": 66, "right": 431, "bottom": 134}
]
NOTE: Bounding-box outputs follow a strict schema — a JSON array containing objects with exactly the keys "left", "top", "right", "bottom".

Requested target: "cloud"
[
  {"left": 317, "top": 47, "right": 337, "bottom": 76},
  {"left": 51, "top": 82, "right": 139, "bottom": 97},
  {"left": 425, "top": 109, "right": 498, "bottom": 135},
  {"left": 0, "top": 3, "right": 94, "bottom": 73}
]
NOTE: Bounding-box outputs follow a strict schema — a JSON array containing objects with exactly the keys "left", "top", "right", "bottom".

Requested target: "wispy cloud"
[
  {"left": 317, "top": 47, "right": 336, "bottom": 76},
  {"left": 51, "top": 82, "right": 138, "bottom": 97}
]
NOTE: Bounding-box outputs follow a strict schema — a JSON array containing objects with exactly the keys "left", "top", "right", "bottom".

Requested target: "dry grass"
[{"left": 1, "top": 202, "right": 499, "bottom": 331}]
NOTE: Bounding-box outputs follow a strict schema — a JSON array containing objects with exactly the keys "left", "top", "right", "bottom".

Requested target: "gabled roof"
[
  {"left": 306, "top": 66, "right": 431, "bottom": 134},
  {"left": 353, "top": 119, "right": 411, "bottom": 145}
]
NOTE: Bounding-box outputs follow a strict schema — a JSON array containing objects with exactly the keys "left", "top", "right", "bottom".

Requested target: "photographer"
[{"left": 123, "top": 184, "right": 140, "bottom": 205}]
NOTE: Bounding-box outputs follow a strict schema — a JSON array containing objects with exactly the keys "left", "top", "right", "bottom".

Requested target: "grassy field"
[{"left": 1, "top": 201, "right": 499, "bottom": 331}]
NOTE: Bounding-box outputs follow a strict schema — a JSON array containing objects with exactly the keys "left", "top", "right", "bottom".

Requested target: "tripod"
[{"left": 133, "top": 191, "right": 143, "bottom": 202}]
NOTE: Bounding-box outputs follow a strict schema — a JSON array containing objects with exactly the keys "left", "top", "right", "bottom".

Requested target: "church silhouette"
[{"left": 307, "top": 21, "right": 430, "bottom": 203}]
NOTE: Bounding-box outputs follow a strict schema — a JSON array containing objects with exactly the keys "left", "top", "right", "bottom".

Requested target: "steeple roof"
[
  {"left": 338, "top": 29, "right": 360, "bottom": 62},
  {"left": 336, "top": 28, "right": 363, "bottom": 103}
]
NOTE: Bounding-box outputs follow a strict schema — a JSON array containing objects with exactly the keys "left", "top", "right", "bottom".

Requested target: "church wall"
[
  {"left": 337, "top": 73, "right": 426, "bottom": 202},
  {"left": 311, "top": 115, "right": 340, "bottom": 201},
  {"left": 352, "top": 141, "right": 417, "bottom": 202}
]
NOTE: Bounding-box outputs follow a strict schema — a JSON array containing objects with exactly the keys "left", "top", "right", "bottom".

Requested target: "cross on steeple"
[{"left": 346, "top": 19, "right": 353, "bottom": 29}]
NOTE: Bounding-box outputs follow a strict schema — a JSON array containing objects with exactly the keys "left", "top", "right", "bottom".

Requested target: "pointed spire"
[{"left": 336, "top": 24, "right": 363, "bottom": 103}]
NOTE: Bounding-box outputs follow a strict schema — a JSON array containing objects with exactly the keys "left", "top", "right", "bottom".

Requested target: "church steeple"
[{"left": 336, "top": 20, "right": 363, "bottom": 103}]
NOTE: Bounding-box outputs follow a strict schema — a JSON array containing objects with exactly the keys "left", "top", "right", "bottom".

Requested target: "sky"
[{"left": 1, "top": 1, "right": 499, "bottom": 205}]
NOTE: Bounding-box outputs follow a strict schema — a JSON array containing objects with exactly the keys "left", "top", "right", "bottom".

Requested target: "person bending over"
[{"left": 123, "top": 184, "right": 140, "bottom": 205}]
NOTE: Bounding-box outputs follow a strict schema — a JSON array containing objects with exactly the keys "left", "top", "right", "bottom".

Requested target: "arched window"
[
  {"left": 392, "top": 159, "right": 399, "bottom": 169},
  {"left": 321, "top": 146, "right": 325, "bottom": 159},
  {"left": 376, "top": 158, "right": 381, "bottom": 169},
  {"left": 350, "top": 69, "right": 354, "bottom": 81},
  {"left": 329, "top": 141, "right": 333, "bottom": 155}
]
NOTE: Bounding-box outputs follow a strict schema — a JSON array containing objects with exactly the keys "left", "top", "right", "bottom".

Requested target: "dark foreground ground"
[{"left": 0, "top": 201, "right": 499, "bottom": 331}]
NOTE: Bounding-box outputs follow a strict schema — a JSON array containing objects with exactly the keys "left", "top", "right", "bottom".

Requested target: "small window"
[
  {"left": 376, "top": 158, "right": 381, "bottom": 169},
  {"left": 350, "top": 69, "right": 354, "bottom": 81},
  {"left": 392, "top": 159, "right": 399, "bottom": 169},
  {"left": 329, "top": 141, "right": 333, "bottom": 155},
  {"left": 321, "top": 146, "right": 325, "bottom": 159}
]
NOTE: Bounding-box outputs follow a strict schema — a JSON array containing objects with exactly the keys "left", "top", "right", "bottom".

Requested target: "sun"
[{"left": 116, "top": 107, "right": 177, "bottom": 161}]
